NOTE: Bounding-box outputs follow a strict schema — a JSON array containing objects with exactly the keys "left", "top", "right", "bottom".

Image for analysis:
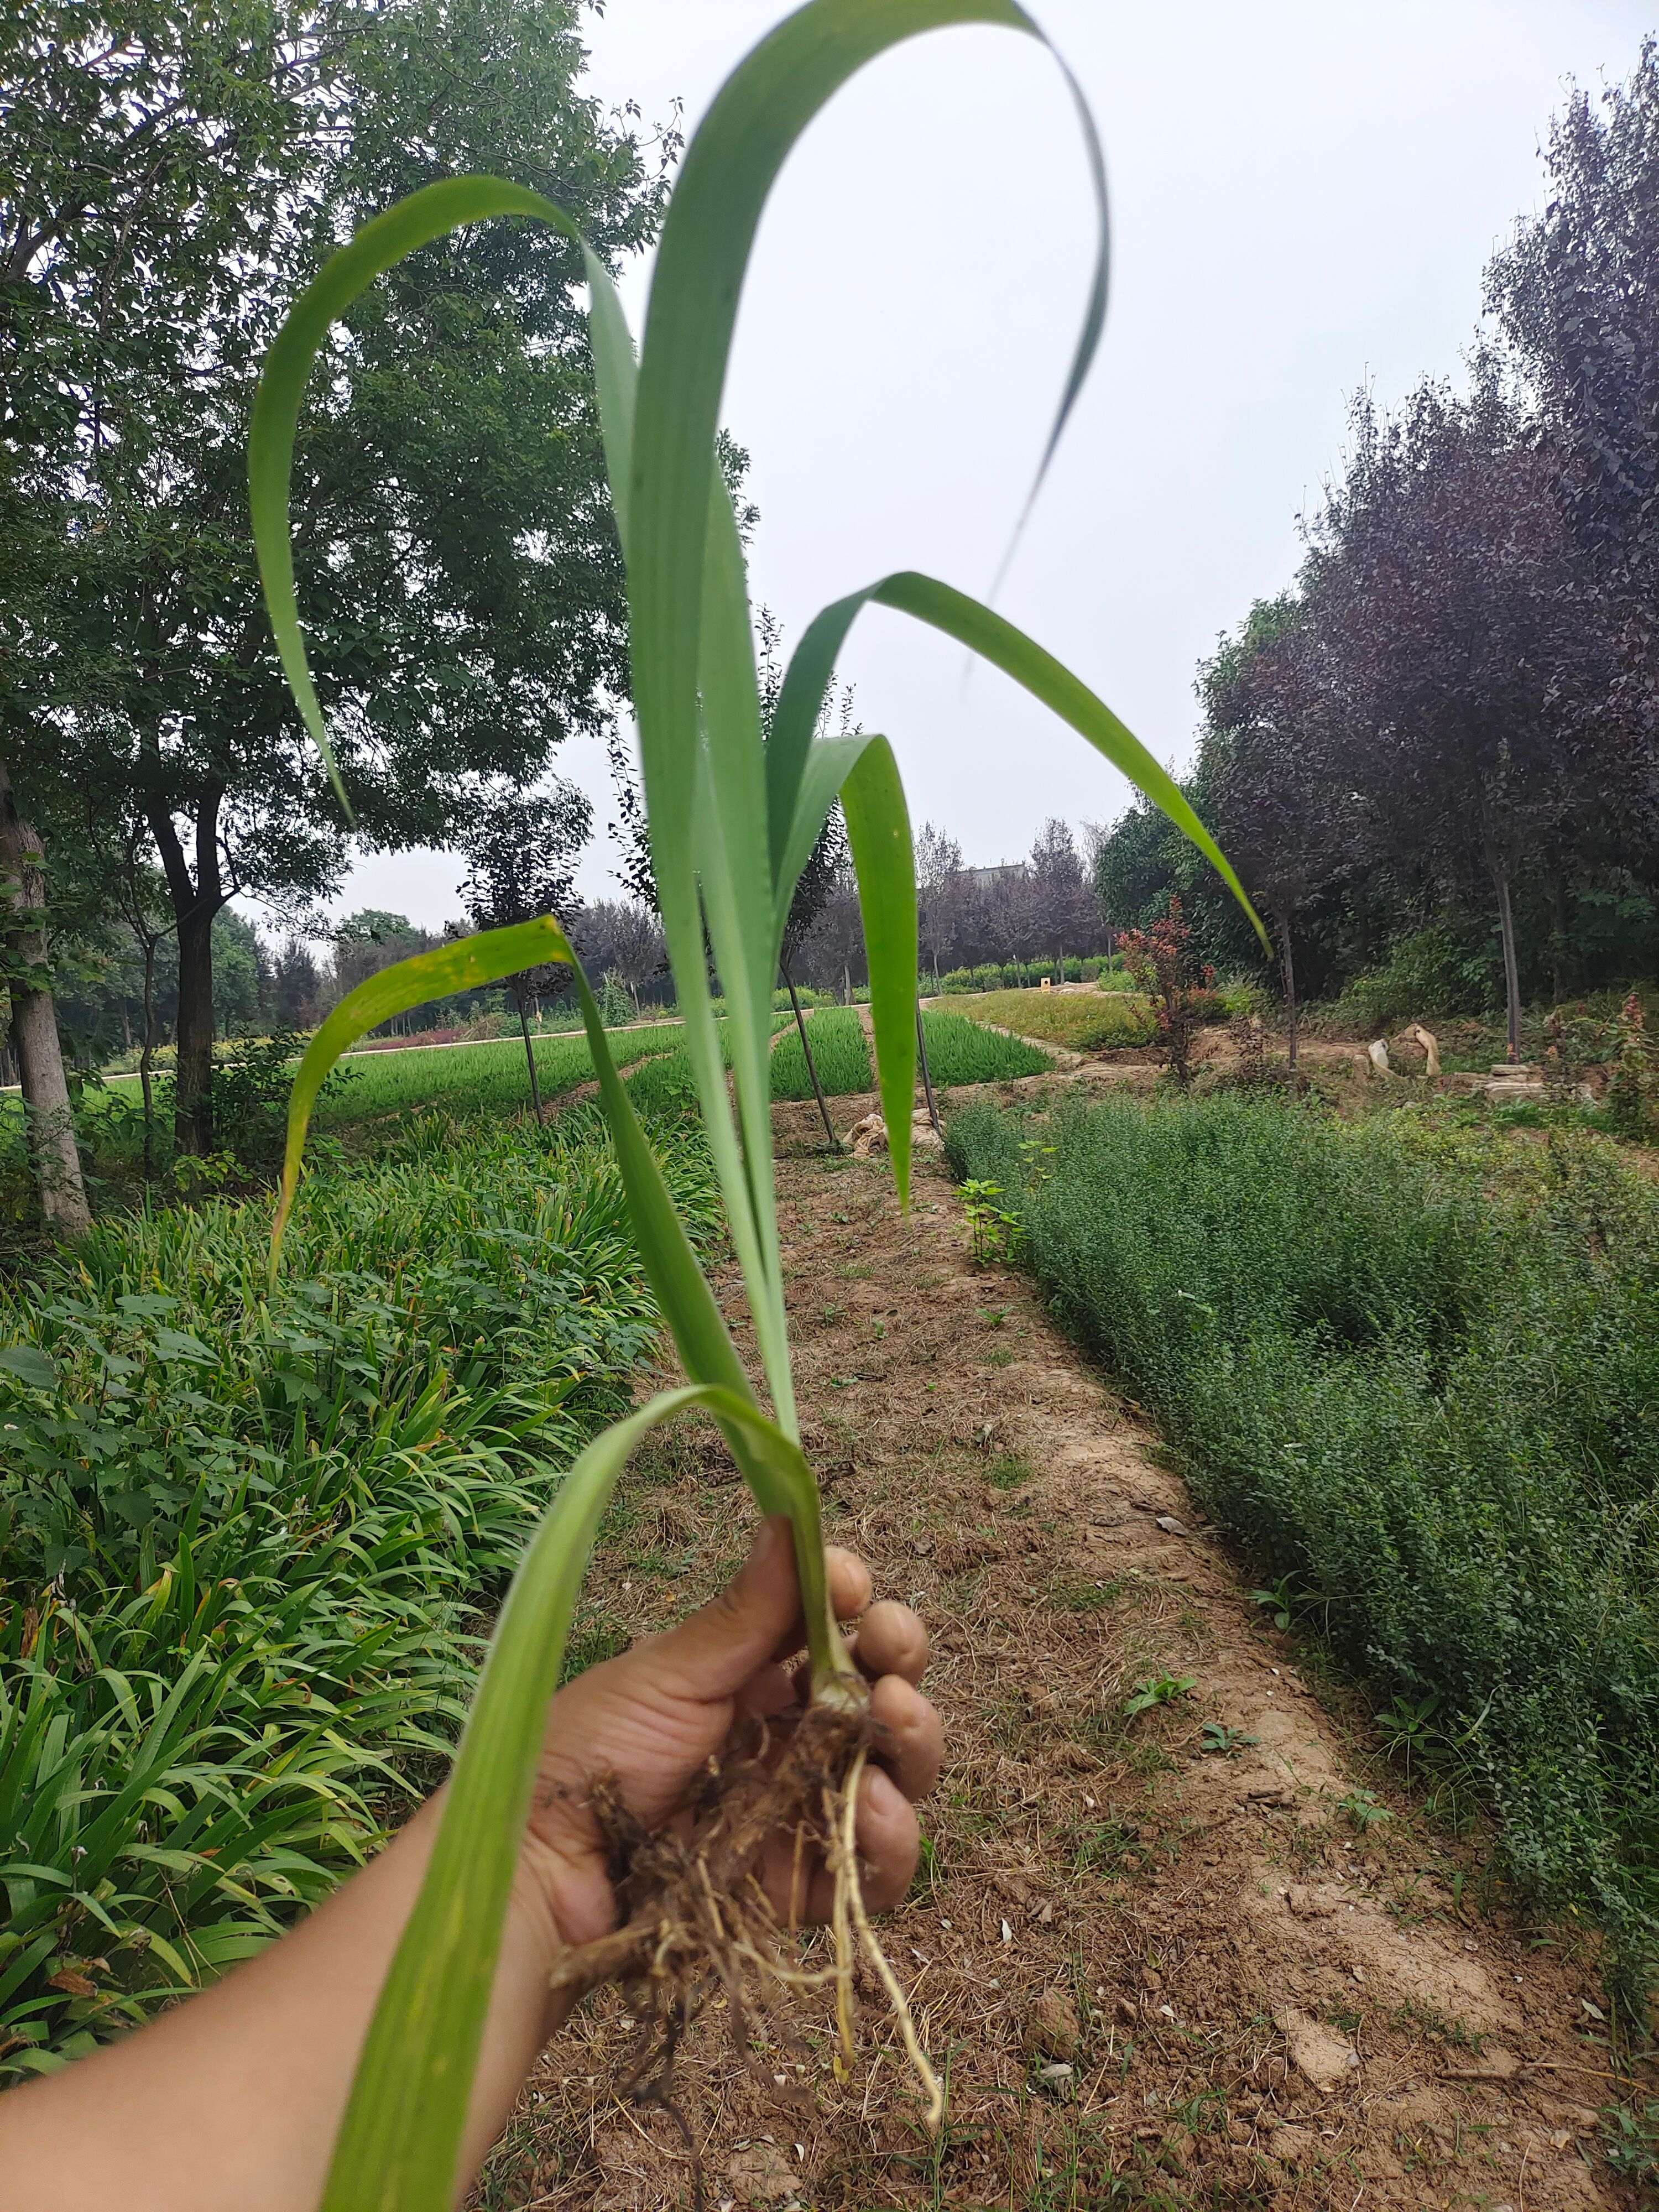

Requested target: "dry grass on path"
[{"left": 476, "top": 1091, "right": 1640, "bottom": 2212}]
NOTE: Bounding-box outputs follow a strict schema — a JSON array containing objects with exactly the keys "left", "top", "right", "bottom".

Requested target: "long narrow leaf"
[
  {"left": 268, "top": 915, "right": 849, "bottom": 1691},
  {"left": 691, "top": 474, "right": 794, "bottom": 1427},
  {"left": 319, "top": 1380, "right": 838, "bottom": 2212},
  {"left": 770, "top": 732, "right": 872, "bottom": 943},
  {"left": 249, "top": 178, "right": 608, "bottom": 807},
  {"left": 769, "top": 573, "right": 1271, "bottom": 952},
  {"left": 269, "top": 919, "right": 575, "bottom": 1264},
  {"left": 840, "top": 740, "right": 918, "bottom": 1206},
  {"left": 628, "top": 0, "right": 1105, "bottom": 1049}
]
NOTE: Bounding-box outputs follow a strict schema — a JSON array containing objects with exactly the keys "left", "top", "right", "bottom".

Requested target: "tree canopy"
[
  {"left": 1094, "top": 46, "right": 1659, "bottom": 1036},
  {"left": 2, "top": 0, "right": 668, "bottom": 1146}
]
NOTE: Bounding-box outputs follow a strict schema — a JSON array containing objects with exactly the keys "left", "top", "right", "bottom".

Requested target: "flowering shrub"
[{"left": 1117, "top": 898, "right": 1216, "bottom": 1090}]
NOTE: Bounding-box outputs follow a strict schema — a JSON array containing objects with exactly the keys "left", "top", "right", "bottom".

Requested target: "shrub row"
[
  {"left": 946, "top": 1091, "right": 1659, "bottom": 1989},
  {"left": 936, "top": 956, "right": 1121, "bottom": 993}
]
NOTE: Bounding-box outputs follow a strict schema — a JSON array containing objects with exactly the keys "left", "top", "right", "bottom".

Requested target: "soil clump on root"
[{"left": 546, "top": 1690, "right": 941, "bottom": 2209}]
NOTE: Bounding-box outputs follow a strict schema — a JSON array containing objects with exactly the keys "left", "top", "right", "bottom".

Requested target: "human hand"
[
  {"left": 0, "top": 1528, "right": 937, "bottom": 2212},
  {"left": 512, "top": 1516, "right": 942, "bottom": 1956}
]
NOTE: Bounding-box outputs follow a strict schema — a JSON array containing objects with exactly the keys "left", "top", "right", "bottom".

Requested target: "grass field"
[
  {"left": 0, "top": 1102, "right": 716, "bottom": 2077},
  {"left": 948, "top": 1090, "right": 1659, "bottom": 1984},
  {"left": 314, "top": 1024, "right": 685, "bottom": 1128},
  {"left": 947, "top": 987, "right": 1154, "bottom": 1052},
  {"left": 770, "top": 1008, "right": 872, "bottom": 1099},
  {"left": 919, "top": 1008, "right": 1053, "bottom": 1083}
]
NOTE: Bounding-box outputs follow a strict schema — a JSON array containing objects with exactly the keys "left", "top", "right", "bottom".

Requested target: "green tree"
[
  {"left": 2, "top": 0, "right": 668, "bottom": 1152},
  {"left": 457, "top": 779, "right": 591, "bottom": 1119}
]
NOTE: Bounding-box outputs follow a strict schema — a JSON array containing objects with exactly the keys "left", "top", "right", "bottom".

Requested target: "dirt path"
[{"left": 479, "top": 1092, "right": 1637, "bottom": 2212}]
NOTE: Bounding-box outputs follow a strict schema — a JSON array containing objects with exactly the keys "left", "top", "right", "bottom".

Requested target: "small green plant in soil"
[
  {"left": 1375, "top": 1692, "right": 1444, "bottom": 1778},
  {"left": 1201, "top": 1723, "right": 1258, "bottom": 1757},
  {"left": 961, "top": 1179, "right": 1022, "bottom": 1264},
  {"left": 1251, "top": 1574, "right": 1302, "bottom": 1631},
  {"left": 1601, "top": 2098, "right": 1659, "bottom": 2182},
  {"left": 1339, "top": 1790, "right": 1392, "bottom": 1835},
  {"left": 987, "top": 1453, "right": 1033, "bottom": 1490},
  {"left": 1123, "top": 1674, "right": 1198, "bottom": 1719}
]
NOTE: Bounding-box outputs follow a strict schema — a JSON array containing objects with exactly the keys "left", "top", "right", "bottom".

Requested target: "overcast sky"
[{"left": 304, "top": 0, "right": 1656, "bottom": 940}]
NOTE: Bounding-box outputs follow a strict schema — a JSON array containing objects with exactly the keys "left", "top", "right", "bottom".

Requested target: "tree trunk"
[
  {"left": 173, "top": 900, "right": 218, "bottom": 1153},
  {"left": 915, "top": 1001, "right": 942, "bottom": 1138},
  {"left": 139, "top": 934, "right": 158, "bottom": 1181},
  {"left": 515, "top": 983, "right": 544, "bottom": 1121},
  {"left": 148, "top": 786, "right": 226, "bottom": 1155},
  {"left": 1279, "top": 912, "right": 1298, "bottom": 1089},
  {"left": 0, "top": 759, "right": 92, "bottom": 1234},
  {"left": 1493, "top": 864, "right": 1522, "bottom": 1062}
]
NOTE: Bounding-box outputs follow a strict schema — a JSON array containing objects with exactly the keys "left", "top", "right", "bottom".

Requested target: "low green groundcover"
[
  {"left": 948, "top": 1089, "right": 1659, "bottom": 1995},
  {"left": 0, "top": 1104, "right": 716, "bottom": 2075}
]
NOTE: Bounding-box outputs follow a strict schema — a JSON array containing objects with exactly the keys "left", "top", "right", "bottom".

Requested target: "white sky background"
[{"left": 299, "top": 0, "right": 1657, "bottom": 941}]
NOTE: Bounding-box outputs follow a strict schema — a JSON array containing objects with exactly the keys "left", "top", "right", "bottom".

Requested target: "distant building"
[{"left": 954, "top": 862, "right": 1027, "bottom": 895}]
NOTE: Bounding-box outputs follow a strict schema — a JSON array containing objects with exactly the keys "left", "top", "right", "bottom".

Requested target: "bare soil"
[{"left": 476, "top": 1083, "right": 1650, "bottom": 2212}]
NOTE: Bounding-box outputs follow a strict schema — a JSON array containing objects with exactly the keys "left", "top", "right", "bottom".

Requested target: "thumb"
[{"left": 642, "top": 1514, "right": 801, "bottom": 1702}]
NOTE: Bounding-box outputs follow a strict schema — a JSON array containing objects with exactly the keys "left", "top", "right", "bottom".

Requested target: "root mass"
[{"left": 547, "top": 1692, "right": 941, "bottom": 2202}]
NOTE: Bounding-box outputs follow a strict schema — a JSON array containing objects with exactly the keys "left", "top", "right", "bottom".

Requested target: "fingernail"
[
  {"left": 743, "top": 1514, "right": 787, "bottom": 1574},
  {"left": 863, "top": 1765, "right": 903, "bottom": 1819}
]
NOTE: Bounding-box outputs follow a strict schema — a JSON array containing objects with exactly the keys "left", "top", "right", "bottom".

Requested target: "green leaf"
[
  {"left": 249, "top": 176, "right": 609, "bottom": 811},
  {"left": 320, "top": 1379, "right": 831, "bottom": 2212},
  {"left": 630, "top": 0, "right": 1104, "bottom": 927},
  {"left": 769, "top": 732, "right": 871, "bottom": 940},
  {"left": 268, "top": 913, "right": 849, "bottom": 1697},
  {"left": 841, "top": 740, "right": 919, "bottom": 1209},
  {"left": 0, "top": 1345, "right": 57, "bottom": 1392},
  {"left": 152, "top": 1329, "right": 213, "bottom": 1365},
  {"left": 624, "top": 0, "right": 1106, "bottom": 1376},
  {"left": 270, "top": 919, "right": 579, "bottom": 1265},
  {"left": 690, "top": 473, "right": 795, "bottom": 1428},
  {"left": 874, "top": 572, "right": 1269, "bottom": 950},
  {"left": 769, "top": 573, "right": 1270, "bottom": 953},
  {"left": 767, "top": 593, "right": 877, "bottom": 887}
]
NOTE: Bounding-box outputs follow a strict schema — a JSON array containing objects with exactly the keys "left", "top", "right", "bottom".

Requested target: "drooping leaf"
[
  {"left": 319, "top": 1379, "right": 837, "bottom": 2212},
  {"left": 629, "top": 0, "right": 1104, "bottom": 927},
  {"left": 270, "top": 919, "right": 578, "bottom": 1265},
  {"left": 249, "top": 178, "right": 608, "bottom": 809},
  {"left": 768, "top": 573, "right": 1271, "bottom": 953},
  {"left": 841, "top": 740, "right": 919, "bottom": 1208}
]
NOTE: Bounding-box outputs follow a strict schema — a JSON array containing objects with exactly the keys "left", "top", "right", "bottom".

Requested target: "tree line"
[
  {"left": 1, "top": 0, "right": 670, "bottom": 1227},
  {"left": 1096, "top": 44, "right": 1659, "bottom": 1057},
  {"left": 783, "top": 815, "right": 1110, "bottom": 997}
]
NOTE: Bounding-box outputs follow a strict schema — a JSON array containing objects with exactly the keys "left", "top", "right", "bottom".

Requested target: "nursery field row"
[
  {"left": 945, "top": 985, "right": 1155, "bottom": 1052},
  {"left": 315, "top": 1024, "right": 685, "bottom": 1127},
  {"left": 769, "top": 1006, "right": 1053, "bottom": 1102},
  {"left": 947, "top": 1090, "right": 1659, "bottom": 1983}
]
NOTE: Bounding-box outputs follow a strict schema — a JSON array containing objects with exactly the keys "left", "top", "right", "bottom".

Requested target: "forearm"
[{"left": 0, "top": 1791, "right": 573, "bottom": 2212}]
